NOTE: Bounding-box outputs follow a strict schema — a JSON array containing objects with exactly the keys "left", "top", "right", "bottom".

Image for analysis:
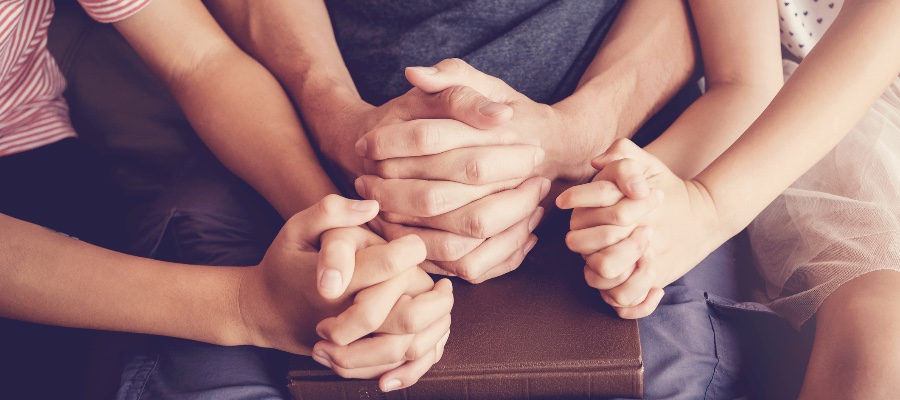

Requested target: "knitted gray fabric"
[{"left": 326, "top": 0, "right": 623, "bottom": 105}]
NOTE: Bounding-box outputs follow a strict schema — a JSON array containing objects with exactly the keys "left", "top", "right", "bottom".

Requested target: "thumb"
[
  {"left": 406, "top": 58, "right": 512, "bottom": 101},
  {"left": 405, "top": 58, "right": 514, "bottom": 129},
  {"left": 286, "top": 194, "right": 379, "bottom": 251}
]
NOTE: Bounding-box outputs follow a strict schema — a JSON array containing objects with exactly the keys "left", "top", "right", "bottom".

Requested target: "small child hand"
[
  {"left": 558, "top": 139, "right": 723, "bottom": 319},
  {"left": 557, "top": 158, "right": 664, "bottom": 318}
]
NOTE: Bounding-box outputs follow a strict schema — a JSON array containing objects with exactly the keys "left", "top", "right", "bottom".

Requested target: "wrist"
[
  {"left": 546, "top": 96, "right": 617, "bottom": 185},
  {"left": 217, "top": 267, "right": 256, "bottom": 347},
  {"left": 684, "top": 179, "right": 732, "bottom": 251},
  {"left": 293, "top": 76, "right": 373, "bottom": 187}
]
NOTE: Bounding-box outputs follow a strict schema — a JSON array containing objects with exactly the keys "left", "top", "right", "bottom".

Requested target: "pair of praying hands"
[
  {"left": 329, "top": 58, "right": 580, "bottom": 284},
  {"left": 558, "top": 139, "right": 724, "bottom": 318},
  {"left": 239, "top": 195, "right": 452, "bottom": 392}
]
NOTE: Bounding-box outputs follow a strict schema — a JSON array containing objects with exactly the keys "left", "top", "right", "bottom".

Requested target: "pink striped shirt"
[{"left": 0, "top": 0, "right": 151, "bottom": 157}]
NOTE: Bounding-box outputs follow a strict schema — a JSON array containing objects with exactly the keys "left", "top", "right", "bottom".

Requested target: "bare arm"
[
  {"left": 112, "top": 0, "right": 338, "bottom": 218},
  {"left": 700, "top": 0, "right": 900, "bottom": 240},
  {"left": 0, "top": 196, "right": 451, "bottom": 390},
  {"left": 557, "top": 0, "right": 784, "bottom": 317},
  {"left": 644, "top": 0, "right": 783, "bottom": 179},
  {"left": 558, "top": 0, "right": 900, "bottom": 318},
  {"left": 0, "top": 213, "right": 244, "bottom": 345},
  {"left": 555, "top": 0, "right": 699, "bottom": 163},
  {"left": 204, "top": 0, "right": 368, "bottom": 180}
]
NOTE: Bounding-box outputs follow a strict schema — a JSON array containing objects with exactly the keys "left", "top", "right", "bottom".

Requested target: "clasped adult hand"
[
  {"left": 557, "top": 139, "right": 722, "bottom": 319},
  {"left": 353, "top": 58, "right": 598, "bottom": 282},
  {"left": 237, "top": 195, "right": 453, "bottom": 392}
]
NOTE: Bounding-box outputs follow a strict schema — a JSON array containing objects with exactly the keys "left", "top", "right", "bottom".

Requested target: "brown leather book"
[{"left": 287, "top": 215, "right": 643, "bottom": 399}]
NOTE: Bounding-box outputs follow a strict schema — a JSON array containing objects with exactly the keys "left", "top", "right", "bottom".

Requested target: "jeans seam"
[
  {"left": 125, "top": 344, "right": 160, "bottom": 400},
  {"left": 133, "top": 349, "right": 160, "bottom": 400},
  {"left": 703, "top": 296, "right": 722, "bottom": 400}
]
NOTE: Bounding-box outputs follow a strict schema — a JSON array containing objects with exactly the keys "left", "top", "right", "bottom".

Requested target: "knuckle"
[
  {"left": 405, "top": 341, "right": 429, "bottom": 361},
  {"left": 372, "top": 160, "right": 394, "bottom": 178},
  {"left": 397, "top": 311, "right": 423, "bottom": 334},
  {"left": 411, "top": 122, "right": 437, "bottom": 154},
  {"left": 370, "top": 129, "right": 392, "bottom": 159},
  {"left": 609, "top": 138, "right": 630, "bottom": 155},
  {"left": 438, "top": 85, "right": 470, "bottom": 110},
  {"left": 454, "top": 264, "right": 478, "bottom": 282},
  {"left": 609, "top": 208, "right": 630, "bottom": 226},
  {"left": 332, "top": 367, "right": 353, "bottom": 378},
  {"left": 386, "top": 340, "right": 409, "bottom": 363},
  {"left": 329, "top": 352, "right": 354, "bottom": 369},
  {"left": 595, "top": 229, "right": 613, "bottom": 246},
  {"left": 609, "top": 291, "right": 631, "bottom": 308},
  {"left": 359, "top": 310, "right": 383, "bottom": 333},
  {"left": 378, "top": 251, "right": 407, "bottom": 276},
  {"left": 461, "top": 212, "right": 487, "bottom": 239},
  {"left": 441, "top": 58, "right": 470, "bottom": 74},
  {"left": 594, "top": 258, "right": 617, "bottom": 280},
  {"left": 616, "top": 307, "right": 634, "bottom": 319},
  {"left": 318, "top": 194, "right": 344, "bottom": 216},
  {"left": 439, "top": 239, "right": 466, "bottom": 261},
  {"left": 584, "top": 269, "right": 602, "bottom": 289},
  {"left": 419, "top": 186, "right": 447, "bottom": 216},
  {"left": 564, "top": 231, "right": 579, "bottom": 252},
  {"left": 464, "top": 158, "right": 484, "bottom": 184}
]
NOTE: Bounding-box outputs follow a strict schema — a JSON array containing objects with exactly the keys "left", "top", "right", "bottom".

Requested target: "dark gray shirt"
[{"left": 326, "top": 0, "right": 623, "bottom": 105}]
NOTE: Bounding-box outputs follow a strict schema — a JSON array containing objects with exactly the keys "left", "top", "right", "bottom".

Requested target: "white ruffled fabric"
[{"left": 748, "top": 60, "right": 900, "bottom": 329}]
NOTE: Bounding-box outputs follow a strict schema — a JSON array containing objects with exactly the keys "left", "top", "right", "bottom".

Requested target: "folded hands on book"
[{"left": 236, "top": 194, "right": 454, "bottom": 393}]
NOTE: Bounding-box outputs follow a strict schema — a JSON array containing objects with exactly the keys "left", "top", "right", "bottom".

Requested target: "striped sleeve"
[{"left": 77, "top": 0, "right": 153, "bottom": 23}]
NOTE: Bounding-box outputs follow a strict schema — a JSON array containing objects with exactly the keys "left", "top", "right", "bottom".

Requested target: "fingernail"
[
  {"left": 354, "top": 138, "right": 367, "bottom": 157},
  {"left": 446, "top": 279, "right": 453, "bottom": 293},
  {"left": 408, "top": 66, "right": 438, "bottom": 75},
  {"left": 354, "top": 177, "right": 366, "bottom": 197},
  {"left": 478, "top": 101, "right": 509, "bottom": 117},
  {"left": 524, "top": 236, "right": 538, "bottom": 255},
  {"left": 312, "top": 352, "right": 332, "bottom": 369},
  {"left": 528, "top": 207, "right": 544, "bottom": 231},
  {"left": 629, "top": 178, "right": 649, "bottom": 196},
  {"left": 539, "top": 179, "right": 551, "bottom": 200},
  {"left": 351, "top": 199, "right": 376, "bottom": 212},
  {"left": 383, "top": 379, "right": 403, "bottom": 392},
  {"left": 320, "top": 269, "right": 343, "bottom": 293},
  {"left": 533, "top": 148, "right": 545, "bottom": 166}
]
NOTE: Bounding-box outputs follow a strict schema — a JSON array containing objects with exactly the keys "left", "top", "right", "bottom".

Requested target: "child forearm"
[
  {"left": 644, "top": 83, "right": 780, "bottom": 179},
  {"left": 696, "top": 0, "right": 900, "bottom": 240},
  {"left": 0, "top": 214, "right": 246, "bottom": 345},
  {"left": 644, "top": 0, "right": 783, "bottom": 179}
]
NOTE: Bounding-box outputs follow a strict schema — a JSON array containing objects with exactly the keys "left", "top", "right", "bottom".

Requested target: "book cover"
[{"left": 288, "top": 215, "right": 643, "bottom": 399}]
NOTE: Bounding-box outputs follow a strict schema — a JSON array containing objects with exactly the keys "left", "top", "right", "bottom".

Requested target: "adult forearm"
[
  {"left": 206, "top": 0, "right": 366, "bottom": 175},
  {"left": 550, "top": 0, "right": 697, "bottom": 182},
  {"left": 0, "top": 214, "right": 245, "bottom": 346},
  {"left": 697, "top": 0, "right": 900, "bottom": 240},
  {"left": 560, "top": 0, "right": 696, "bottom": 140}
]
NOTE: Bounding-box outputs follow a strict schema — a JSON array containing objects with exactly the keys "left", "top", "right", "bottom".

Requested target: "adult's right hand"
[{"left": 311, "top": 80, "right": 547, "bottom": 284}]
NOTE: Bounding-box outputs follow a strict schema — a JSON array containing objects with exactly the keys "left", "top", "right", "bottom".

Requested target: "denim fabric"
[
  {"left": 622, "top": 239, "right": 778, "bottom": 400},
  {"left": 118, "top": 152, "right": 288, "bottom": 400}
]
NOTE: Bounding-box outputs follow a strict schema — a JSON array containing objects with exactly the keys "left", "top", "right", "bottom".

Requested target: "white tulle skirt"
[{"left": 747, "top": 60, "right": 900, "bottom": 329}]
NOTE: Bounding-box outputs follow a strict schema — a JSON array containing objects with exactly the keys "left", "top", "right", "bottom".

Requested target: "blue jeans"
[{"left": 117, "top": 153, "right": 790, "bottom": 400}]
